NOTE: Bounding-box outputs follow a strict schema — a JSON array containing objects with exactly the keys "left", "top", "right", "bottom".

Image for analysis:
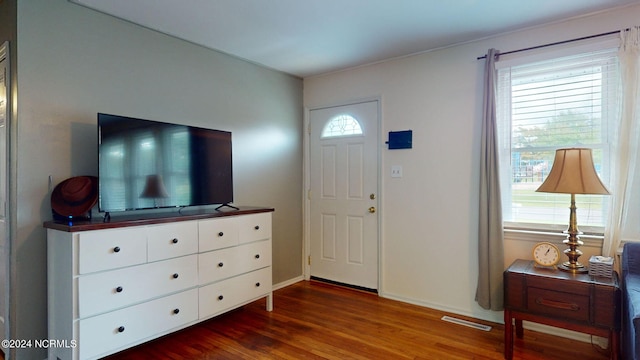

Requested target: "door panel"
[
  {"left": 309, "top": 100, "right": 378, "bottom": 290},
  {"left": 347, "top": 216, "right": 364, "bottom": 264},
  {"left": 321, "top": 214, "right": 336, "bottom": 260}
]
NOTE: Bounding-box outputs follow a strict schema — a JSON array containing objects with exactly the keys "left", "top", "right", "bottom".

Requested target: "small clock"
[{"left": 532, "top": 242, "right": 560, "bottom": 268}]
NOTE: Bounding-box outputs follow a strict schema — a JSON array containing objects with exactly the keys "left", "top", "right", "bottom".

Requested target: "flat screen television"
[{"left": 98, "top": 113, "right": 234, "bottom": 214}]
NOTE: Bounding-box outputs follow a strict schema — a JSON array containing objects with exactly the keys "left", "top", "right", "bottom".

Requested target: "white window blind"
[{"left": 496, "top": 48, "right": 619, "bottom": 230}]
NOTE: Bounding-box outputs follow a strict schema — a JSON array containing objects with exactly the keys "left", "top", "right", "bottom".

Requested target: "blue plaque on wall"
[{"left": 386, "top": 130, "right": 412, "bottom": 149}]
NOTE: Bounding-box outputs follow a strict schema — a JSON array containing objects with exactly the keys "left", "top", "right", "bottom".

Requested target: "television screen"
[{"left": 98, "top": 113, "right": 233, "bottom": 213}]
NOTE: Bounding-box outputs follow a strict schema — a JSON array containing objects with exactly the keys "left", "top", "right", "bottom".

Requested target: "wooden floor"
[{"left": 105, "top": 280, "right": 611, "bottom": 360}]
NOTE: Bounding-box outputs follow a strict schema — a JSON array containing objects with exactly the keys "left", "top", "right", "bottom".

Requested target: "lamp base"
[
  {"left": 557, "top": 194, "right": 589, "bottom": 274},
  {"left": 558, "top": 261, "right": 588, "bottom": 274}
]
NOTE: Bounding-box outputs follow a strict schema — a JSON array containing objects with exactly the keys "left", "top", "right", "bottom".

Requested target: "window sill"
[
  {"left": 504, "top": 228, "right": 604, "bottom": 248},
  {"left": 504, "top": 222, "right": 604, "bottom": 236}
]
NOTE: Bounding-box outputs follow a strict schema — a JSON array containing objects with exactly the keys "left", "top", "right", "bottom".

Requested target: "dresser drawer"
[
  {"left": 198, "top": 240, "right": 271, "bottom": 285},
  {"left": 78, "top": 228, "right": 147, "bottom": 274},
  {"left": 199, "top": 267, "right": 271, "bottom": 319},
  {"left": 78, "top": 255, "right": 198, "bottom": 318},
  {"left": 147, "top": 222, "right": 198, "bottom": 262},
  {"left": 79, "top": 288, "right": 198, "bottom": 360},
  {"left": 238, "top": 213, "right": 271, "bottom": 244},
  {"left": 198, "top": 217, "right": 238, "bottom": 252},
  {"left": 240, "top": 239, "right": 271, "bottom": 271}
]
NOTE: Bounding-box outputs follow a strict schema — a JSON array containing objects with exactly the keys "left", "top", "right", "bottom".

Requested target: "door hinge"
[
  {"left": 308, "top": 255, "right": 311, "bottom": 266},
  {"left": 307, "top": 189, "right": 312, "bottom": 200}
]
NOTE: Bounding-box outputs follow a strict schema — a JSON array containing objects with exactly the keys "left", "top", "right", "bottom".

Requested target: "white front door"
[{"left": 309, "top": 100, "right": 379, "bottom": 290}]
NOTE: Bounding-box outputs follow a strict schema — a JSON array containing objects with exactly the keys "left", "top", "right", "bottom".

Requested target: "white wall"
[
  {"left": 15, "top": 0, "right": 303, "bottom": 358},
  {"left": 304, "top": 4, "right": 640, "bottom": 323}
]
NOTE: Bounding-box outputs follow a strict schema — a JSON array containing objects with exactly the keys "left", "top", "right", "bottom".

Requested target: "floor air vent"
[{"left": 441, "top": 316, "right": 492, "bottom": 331}]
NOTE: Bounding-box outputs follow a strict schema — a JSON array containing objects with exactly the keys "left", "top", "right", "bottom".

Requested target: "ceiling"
[{"left": 71, "top": 0, "right": 639, "bottom": 78}]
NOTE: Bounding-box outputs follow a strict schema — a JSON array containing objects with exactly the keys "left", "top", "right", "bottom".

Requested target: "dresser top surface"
[
  {"left": 43, "top": 206, "right": 274, "bottom": 232},
  {"left": 506, "top": 259, "right": 619, "bottom": 287}
]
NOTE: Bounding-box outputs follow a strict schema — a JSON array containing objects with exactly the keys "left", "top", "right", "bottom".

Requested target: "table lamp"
[{"left": 536, "top": 148, "right": 610, "bottom": 273}]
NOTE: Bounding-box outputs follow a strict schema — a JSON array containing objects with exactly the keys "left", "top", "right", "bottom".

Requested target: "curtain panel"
[
  {"left": 604, "top": 26, "right": 640, "bottom": 258},
  {"left": 476, "top": 48, "right": 505, "bottom": 311}
]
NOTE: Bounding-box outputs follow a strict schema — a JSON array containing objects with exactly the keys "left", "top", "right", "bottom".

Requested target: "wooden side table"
[{"left": 504, "top": 259, "right": 620, "bottom": 359}]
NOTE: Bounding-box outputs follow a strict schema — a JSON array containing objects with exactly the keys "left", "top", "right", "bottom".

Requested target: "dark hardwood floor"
[{"left": 104, "top": 280, "right": 611, "bottom": 359}]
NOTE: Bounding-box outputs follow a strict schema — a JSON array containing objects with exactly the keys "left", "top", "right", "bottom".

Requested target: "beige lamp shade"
[{"left": 536, "top": 148, "right": 610, "bottom": 195}]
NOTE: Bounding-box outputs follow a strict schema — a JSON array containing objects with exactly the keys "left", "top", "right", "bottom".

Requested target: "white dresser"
[{"left": 45, "top": 208, "right": 273, "bottom": 360}]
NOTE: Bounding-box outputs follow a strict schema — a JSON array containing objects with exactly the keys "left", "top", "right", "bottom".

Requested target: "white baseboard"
[
  {"left": 273, "top": 276, "right": 304, "bottom": 291},
  {"left": 379, "top": 291, "right": 503, "bottom": 324}
]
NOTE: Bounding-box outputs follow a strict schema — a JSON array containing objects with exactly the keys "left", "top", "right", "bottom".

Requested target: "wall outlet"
[{"left": 391, "top": 165, "right": 403, "bottom": 178}]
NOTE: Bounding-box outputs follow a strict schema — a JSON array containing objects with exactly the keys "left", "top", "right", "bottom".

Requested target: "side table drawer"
[{"left": 527, "top": 287, "right": 589, "bottom": 322}]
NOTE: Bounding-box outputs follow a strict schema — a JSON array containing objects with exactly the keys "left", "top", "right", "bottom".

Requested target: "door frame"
[
  {"left": 0, "top": 40, "right": 11, "bottom": 359},
  {"left": 303, "top": 96, "right": 382, "bottom": 290}
]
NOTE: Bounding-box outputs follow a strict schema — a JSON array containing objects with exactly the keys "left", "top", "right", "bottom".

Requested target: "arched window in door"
[{"left": 321, "top": 114, "right": 363, "bottom": 138}]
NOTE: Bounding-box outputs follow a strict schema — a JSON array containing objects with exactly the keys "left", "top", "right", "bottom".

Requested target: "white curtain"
[{"left": 603, "top": 27, "right": 640, "bottom": 257}]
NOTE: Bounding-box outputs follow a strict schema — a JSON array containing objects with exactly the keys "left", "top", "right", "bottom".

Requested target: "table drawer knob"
[
  {"left": 173, "top": 308, "right": 180, "bottom": 314},
  {"left": 172, "top": 273, "right": 179, "bottom": 279},
  {"left": 117, "top": 326, "right": 125, "bottom": 333},
  {"left": 113, "top": 246, "right": 121, "bottom": 253},
  {"left": 218, "top": 295, "right": 224, "bottom": 301},
  {"left": 116, "top": 286, "right": 123, "bottom": 293},
  {"left": 172, "top": 238, "right": 179, "bottom": 244}
]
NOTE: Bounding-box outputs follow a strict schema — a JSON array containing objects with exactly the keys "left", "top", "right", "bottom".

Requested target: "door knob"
[{"left": 368, "top": 206, "right": 376, "bottom": 213}]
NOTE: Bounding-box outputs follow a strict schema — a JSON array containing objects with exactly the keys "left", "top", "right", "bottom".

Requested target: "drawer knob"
[
  {"left": 172, "top": 238, "right": 179, "bottom": 244},
  {"left": 116, "top": 286, "right": 123, "bottom": 293},
  {"left": 117, "top": 326, "right": 125, "bottom": 333},
  {"left": 218, "top": 262, "right": 224, "bottom": 268},
  {"left": 255, "top": 282, "right": 261, "bottom": 287},
  {"left": 218, "top": 295, "right": 224, "bottom": 301},
  {"left": 173, "top": 308, "right": 180, "bottom": 314},
  {"left": 172, "top": 273, "right": 179, "bottom": 279},
  {"left": 218, "top": 232, "right": 224, "bottom": 237},
  {"left": 254, "top": 225, "right": 260, "bottom": 230},
  {"left": 255, "top": 254, "right": 260, "bottom": 259},
  {"left": 113, "top": 246, "right": 121, "bottom": 253}
]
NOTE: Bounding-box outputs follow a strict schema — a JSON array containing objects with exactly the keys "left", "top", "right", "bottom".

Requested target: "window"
[
  {"left": 496, "top": 47, "right": 619, "bottom": 230},
  {"left": 321, "top": 114, "right": 363, "bottom": 138}
]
